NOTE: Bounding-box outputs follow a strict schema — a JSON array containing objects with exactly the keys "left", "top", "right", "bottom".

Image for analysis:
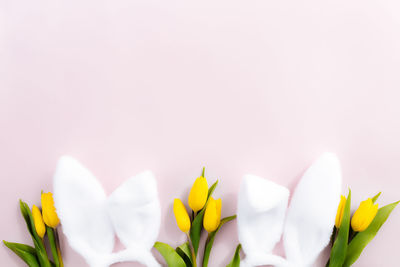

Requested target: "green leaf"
[
  {"left": 176, "top": 242, "right": 192, "bottom": 267},
  {"left": 47, "top": 227, "right": 60, "bottom": 267},
  {"left": 154, "top": 242, "right": 186, "bottom": 267},
  {"left": 189, "top": 209, "right": 205, "bottom": 256},
  {"left": 207, "top": 180, "right": 218, "bottom": 199},
  {"left": 226, "top": 244, "right": 242, "bottom": 267},
  {"left": 19, "top": 200, "right": 51, "bottom": 267},
  {"left": 190, "top": 180, "right": 218, "bottom": 255},
  {"left": 3, "top": 241, "right": 40, "bottom": 267},
  {"left": 3, "top": 241, "right": 37, "bottom": 255},
  {"left": 372, "top": 192, "right": 381, "bottom": 203},
  {"left": 33, "top": 235, "right": 51, "bottom": 267},
  {"left": 19, "top": 200, "right": 34, "bottom": 237},
  {"left": 329, "top": 190, "right": 351, "bottom": 267},
  {"left": 343, "top": 200, "right": 399, "bottom": 267},
  {"left": 203, "top": 215, "right": 236, "bottom": 267}
]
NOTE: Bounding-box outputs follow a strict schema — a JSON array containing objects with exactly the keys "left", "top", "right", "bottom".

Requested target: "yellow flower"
[
  {"left": 32, "top": 205, "right": 46, "bottom": 238},
  {"left": 173, "top": 199, "right": 191, "bottom": 233},
  {"left": 188, "top": 176, "right": 208, "bottom": 212},
  {"left": 351, "top": 198, "right": 378, "bottom": 232},
  {"left": 41, "top": 192, "right": 60, "bottom": 228},
  {"left": 203, "top": 197, "right": 221, "bottom": 232},
  {"left": 335, "top": 195, "right": 346, "bottom": 228}
]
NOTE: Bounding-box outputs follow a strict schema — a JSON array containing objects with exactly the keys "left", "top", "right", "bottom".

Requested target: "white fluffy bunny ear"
[
  {"left": 106, "top": 171, "right": 161, "bottom": 267},
  {"left": 237, "top": 175, "right": 290, "bottom": 267},
  {"left": 282, "top": 153, "right": 342, "bottom": 267},
  {"left": 53, "top": 156, "right": 115, "bottom": 267}
]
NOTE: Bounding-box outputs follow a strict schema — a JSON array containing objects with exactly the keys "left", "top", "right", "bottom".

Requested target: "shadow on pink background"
[{"left": 1, "top": 0, "right": 400, "bottom": 266}]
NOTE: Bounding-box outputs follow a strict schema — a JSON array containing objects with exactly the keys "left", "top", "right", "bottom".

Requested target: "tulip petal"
[
  {"left": 53, "top": 156, "right": 114, "bottom": 266},
  {"left": 106, "top": 171, "right": 161, "bottom": 251},
  {"left": 237, "top": 174, "right": 289, "bottom": 266},
  {"left": 282, "top": 153, "right": 342, "bottom": 267},
  {"left": 329, "top": 190, "right": 351, "bottom": 267},
  {"left": 190, "top": 180, "right": 218, "bottom": 256}
]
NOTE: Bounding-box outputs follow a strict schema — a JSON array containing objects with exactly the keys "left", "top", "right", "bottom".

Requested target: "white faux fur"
[
  {"left": 53, "top": 156, "right": 161, "bottom": 267},
  {"left": 237, "top": 175, "right": 289, "bottom": 267},
  {"left": 282, "top": 153, "right": 342, "bottom": 267},
  {"left": 237, "top": 153, "right": 342, "bottom": 267}
]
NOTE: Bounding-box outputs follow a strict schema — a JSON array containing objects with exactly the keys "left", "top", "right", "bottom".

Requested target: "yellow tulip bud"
[
  {"left": 203, "top": 197, "right": 221, "bottom": 233},
  {"left": 41, "top": 192, "right": 60, "bottom": 228},
  {"left": 173, "top": 199, "right": 191, "bottom": 233},
  {"left": 32, "top": 205, "right": 46, "bottom": 238},
  {"left": 188, "top": 176, "right": 208, "bottom": 212},
  {"left": 335, "top": 195, "right": 346, "bottom": 228},
  {"left": 351, "top": 198, "right": 378, "bottom": 232}
]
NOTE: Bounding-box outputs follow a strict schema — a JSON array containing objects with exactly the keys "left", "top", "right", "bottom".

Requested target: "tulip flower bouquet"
[
  {"left": 3, "top": 192, "right": 63, "bottom": 267},
  {"left": 154, "top": 168, "right": 237, "bottom": 267},
  {"left": 327, "top": 191, "right": 399, "bottom": 267}
]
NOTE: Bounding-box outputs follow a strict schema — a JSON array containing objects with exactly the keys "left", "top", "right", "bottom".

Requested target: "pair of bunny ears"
[
  {"left": 53, "top": 153, "right": 341, "bottom": 267},
  {"left": 53, "top": 156, "right": 162, "bottom": 267},
  {"left": 237, "top": 152, "right": 342, "bottom": 267}
]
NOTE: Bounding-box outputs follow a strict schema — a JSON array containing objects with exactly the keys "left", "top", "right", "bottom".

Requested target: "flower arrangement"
[
  {"left": 234, "top": 153, "right": 399, "bottom": 267},
  {"left": 327, "top": 191, "right": 399, "bottom": 267},
  {"left": 4, "top": 192, "right": 63, "bottom": 267},
  {"left": 154, "top": 168, "right": 237, "bottom": 267},
  {"left": 3, "top": 154, "right": 399, "bottom": 267}
]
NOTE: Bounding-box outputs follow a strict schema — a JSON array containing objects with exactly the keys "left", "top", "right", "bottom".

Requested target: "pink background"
[{"left": 1, "top": 0, "right": 400, "bottom": 266}]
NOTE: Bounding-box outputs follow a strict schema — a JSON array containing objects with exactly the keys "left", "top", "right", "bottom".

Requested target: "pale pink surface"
[{"left": 1, "top": 0, "right": 400, "bottom": 266}]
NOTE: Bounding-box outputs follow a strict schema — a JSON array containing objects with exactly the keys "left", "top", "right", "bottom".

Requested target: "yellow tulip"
[
  {"left": 32, "top": 205, "right": 46, "bottom": 238},
  {"left": 351, "top": 198, "right": 378, "bottom": 232},
  {"left": 188, "top": 176, "right": 208, "bottom": 212},
  {"left": 173, "top": 199, "right": 191, "bottom": 233},
  {"left": 203, "top": 197, "right": 221, "bottom": 232},
  {"left": 335, "top": 195, "right": 346, "bottom": 228},
  {"left": 41, "top": 192, "right": 60, "bottom": 228}
]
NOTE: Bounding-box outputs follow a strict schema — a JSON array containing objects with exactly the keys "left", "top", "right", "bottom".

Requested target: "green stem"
[
  {"left": 36, "top": 237, "right": 51, "bottom": 267},
  {"left": 55, "top": 229, "right": 64, "bottom": 267},
  {"left": 47, "top": 227, "right": 60, "bottom": 267},
  {"left": 203, "top": 233, "right": 212, "bottom": 267},
  {"left": 186, "top": 233, "right": 197, "bottom": 267}
]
